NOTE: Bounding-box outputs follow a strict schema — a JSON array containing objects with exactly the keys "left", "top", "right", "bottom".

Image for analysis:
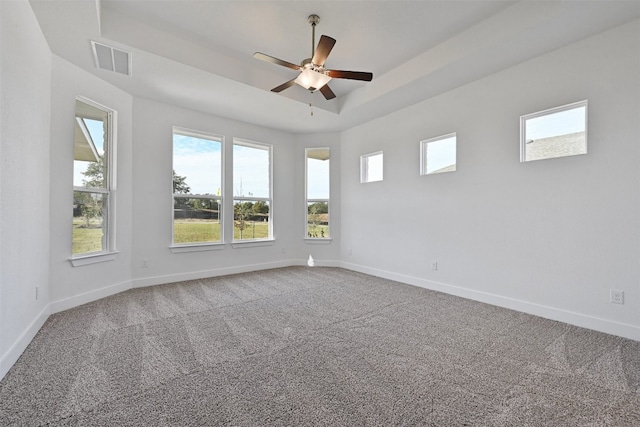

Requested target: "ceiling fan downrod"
[{"left": 308, "top": 15, "right": 320, "bottom": 60}]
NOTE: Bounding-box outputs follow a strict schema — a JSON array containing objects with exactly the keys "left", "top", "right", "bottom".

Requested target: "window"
[
  {"left": 420, "top": 133, "right": 457, "bottom": 175},
  {"left": 521, "top": 100, "right": 587, "bottom": 162},
  {"left": 233, "top": 139, "right": 272, "bottom": 241},
  {"left": 72, "top": 98, "right": 115, "bottom": 257},
  {"left": 361, "top": 151, "right": 383, "bottom": 183},
  {"left": 172, "top": 128, "right": 223, "bottom": 245},
  {"left": 306, "top": 148, "right": 330, "bottom": 239}
]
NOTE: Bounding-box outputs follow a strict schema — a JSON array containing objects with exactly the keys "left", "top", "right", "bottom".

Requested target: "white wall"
[
  {"left": 48, "top": 56, "right": 134, "bottom": 311},
  {"left": 0, "top": 1, "right": 52, "bottom": 378},
  {"left": 340, "top": 20, "right": 640, "bottom": 340},
  {"left": 130, "top": 98, "right": 300, "bottom": 287}
]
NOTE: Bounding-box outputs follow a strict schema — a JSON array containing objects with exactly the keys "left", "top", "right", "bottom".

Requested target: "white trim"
[
  {"left": 304, "top": 238, "right": 332, "bottom": 244},
  {"left": 70, "top": 251, "right": 118, "bottom": 267},
  {"left": 49, "top": 279, "right": 131, "bottom": 314},
  {"left": 131, "top": 259, "right": 293, "bottom": 289},
  {"left": 360, "top": 151, "right": 383, "bottom": 183},
  {"left": 173, "top": 126, "right": 224, "bottom": 142},
  {"left": 170, "top": 243, "right": 225, "bottom": 253},
  {"left": 340, "top": 261, "right": 640, "bottom": 342},
  {"left": 231, "top": 239, "right": 275, "bottom": 249},
  {"left": 0, "top": 304, "right": 50, "bottom": 381}
]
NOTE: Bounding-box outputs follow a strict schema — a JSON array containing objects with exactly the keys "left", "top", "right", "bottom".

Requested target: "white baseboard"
[
  {"left": 131, "top": 260, "right": 299, "bottom": 289},
  {"left": 0, "top": 304, "right": 50, "bottom": 381},
  {"left": 50, "top": 280, "right": 132, "bottom": 314},
  {"left": 341, "top": 261, "right": 640, "bottom": 342}
]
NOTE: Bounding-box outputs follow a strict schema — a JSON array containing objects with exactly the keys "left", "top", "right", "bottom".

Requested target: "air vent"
[{"left": 91, "top": 41, "right": 131, "bottom": 76}]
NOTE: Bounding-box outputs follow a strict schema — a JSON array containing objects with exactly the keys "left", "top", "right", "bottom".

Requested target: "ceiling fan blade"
[
  {"left": 271, "top": 78, "right": 297, "bottom": 93},
  {"left": 319, "top": 84, "right": 336, "bottom": 100},
  {"left": 327, "top": 70, "right": 373, "bottom": 81},
  {"left": 312, "top": 35, "right": 336, "bottom": 66},
  {"left": 253, "top": 52, "right": 300, "bottom": 71}
]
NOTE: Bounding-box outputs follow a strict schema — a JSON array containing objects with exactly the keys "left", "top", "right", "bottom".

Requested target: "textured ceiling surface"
[{"left": 30, "top": 1, "right": 640, "bottom": 133}]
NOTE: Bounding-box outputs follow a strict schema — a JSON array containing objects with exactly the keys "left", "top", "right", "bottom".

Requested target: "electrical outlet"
[
  {"left": 141, "top": 259, "right": 149, "bottom": 268},
  {"left": 431, "top": 261, "right": 438, "bottom": 271},
  {"left": 35, "top": 286, "right": 39, "bottom": 300},
  {"left": 610, "top": 290, "right": 624, "bottom": 304}
]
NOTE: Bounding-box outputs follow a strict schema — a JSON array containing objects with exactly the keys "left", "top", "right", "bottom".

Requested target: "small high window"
[
  {"left": 233, "top": 139, "right": 272, "bottom": 241},
  {"left": 420, "top": 133, "right": 457, "bottom": 175},
  {"left": 361, "top": 151, "right": 383, "bottom": 183},
  {"left": 172, "top": 128, "right": 223, "bottom": 245},
  {"left": 306, "top": 148, "right": 330, "bottom": 239},
  {"left": 521, "top": 100, "right": 587, "bottom": 162},
  {"left": 72, "top": 98, "right": 115, "bottom": 257}
]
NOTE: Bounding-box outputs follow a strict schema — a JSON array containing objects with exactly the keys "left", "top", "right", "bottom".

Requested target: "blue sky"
[
  {"left": 232, "top": 144, "right": 270, "bottom": 198},
  {"left": 307, "top": 157, "right": 329, "bottom": 199},
  {"left": 525, "top": 106, "right": 586, "bottom": 140},
  {"left": 425, "top": 135, "right": 456, "bottom": 174},
  {"left": 173, "top": 134, "right": 222, "bottom": 195}
]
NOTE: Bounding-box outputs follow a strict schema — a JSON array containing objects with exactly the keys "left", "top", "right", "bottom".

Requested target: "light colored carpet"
[{"left": 1, "top": 266, "right": 639, "bottom": 426}]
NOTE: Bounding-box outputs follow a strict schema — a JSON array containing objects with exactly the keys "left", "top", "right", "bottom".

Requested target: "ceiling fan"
[{"left": 253, "top": 15, "right": 373, "bottom": 100}]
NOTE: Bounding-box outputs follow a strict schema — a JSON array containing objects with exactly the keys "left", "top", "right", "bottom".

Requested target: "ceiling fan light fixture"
[{"left": 294, "top": 67, "right": 332, "bottom": 91}]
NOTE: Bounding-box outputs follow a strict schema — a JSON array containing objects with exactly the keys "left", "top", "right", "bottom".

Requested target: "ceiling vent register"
[{"left": 91, "top": 41, "right": 131, "bottom": 76}]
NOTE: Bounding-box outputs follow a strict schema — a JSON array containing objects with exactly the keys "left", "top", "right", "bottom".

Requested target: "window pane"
[
  {"left": 233, "top": 144, "right": 270, "bottom": 198},
  {"left": 73, "top": 98, "right": 113, "bottom": 257},
  {"left": 307, "top": 156, "right": 330, "bottom": 199},
  {"left": 306, "top": 148, "right": 330, "bottom": 239},
  {"left": 74, "top": 118, "right": 106, "bottom": 188},
  {"left": 72, "top": 191, "right": 107, "bottom": 254},
  {"left": 173, "top": 197, "right": 221, "bottom": 244},
  {"left": 422, "top": 134, "right": 456, "bottom": 175},
  {"left": 307, "top": 201, "right": 329, "bottom": 238},
  {"left": 522, "top": 102, "right": 587, "bottom": 162},
  {"left": 361, "top": 152, "right": 383, "bottom": 183},
  {"left": 173, "top": 132, "right": 222, "bottom": 195},
  {"left": 233, "top": 200, "right": 270, "bottom": 240}
]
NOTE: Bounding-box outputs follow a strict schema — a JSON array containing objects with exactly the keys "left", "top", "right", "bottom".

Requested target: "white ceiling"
[{"left": 30, "top": 0, "right": 640, "bottom": 134}]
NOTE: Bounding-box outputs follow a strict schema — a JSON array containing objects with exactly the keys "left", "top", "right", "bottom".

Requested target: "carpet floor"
[{"left": 1, "top": 266, "right": 639, "bottom": 426}]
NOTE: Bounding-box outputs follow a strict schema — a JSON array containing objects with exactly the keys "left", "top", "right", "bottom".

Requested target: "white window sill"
[
  {"left": 70, "top": 251, "right": 119, "bottom": 267},
  {"left": 170, "top": 243, "right": 225, "bottom": 253},
  {"left": 231, "top": 239, "right": 275, "bottom": 249},
  {"left": 304, "top": 238, "right": 333, "bottom": 245}
]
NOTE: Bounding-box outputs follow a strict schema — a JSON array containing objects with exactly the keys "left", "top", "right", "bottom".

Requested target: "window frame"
[
  {"left": 360, "top": 151, "right": 384, "bottom": 183},
  {"left": 171, "top": 126, "right": 224, "bottom": 249},
  {"left": 71, "top": 96, "right": 117, "bottom": 265},
  {"left": 305, "top": 147, "right": 331, "bottom": 241},
  {"left": 420, "top": 132, "right": 457, "bottom": 175},
  {"left": 232, "top": 138, "right": 273, "bottom": 243},
  {"left": 520, "top": 100, "right": 588, "bottom": 162}
]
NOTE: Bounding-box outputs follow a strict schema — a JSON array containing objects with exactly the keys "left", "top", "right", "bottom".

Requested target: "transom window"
[
  {"left": 306, "top": 148, "right": 330, "bottom": 239},
  {"left": 420, "top": 133, "right": 457, "bottom": 175},
  {"left": 172, "top": 127, "right": 223, "bottom": 245},
  {"left": 520, "top": 100, "right": 587, "bottom": 162},
  {"left": 72, "top": 98, "right": 114, "bottom": 257},
  {"left": 233, "top": 139, "right": 272, "bottom": 241},
  {"left": 360, "top": 151, "right": 383, "bottom": 183}
]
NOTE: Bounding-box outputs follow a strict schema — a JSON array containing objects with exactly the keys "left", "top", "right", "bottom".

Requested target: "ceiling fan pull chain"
[{"left": 309, "top": 92, "right": 314, "bottom": 116}]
